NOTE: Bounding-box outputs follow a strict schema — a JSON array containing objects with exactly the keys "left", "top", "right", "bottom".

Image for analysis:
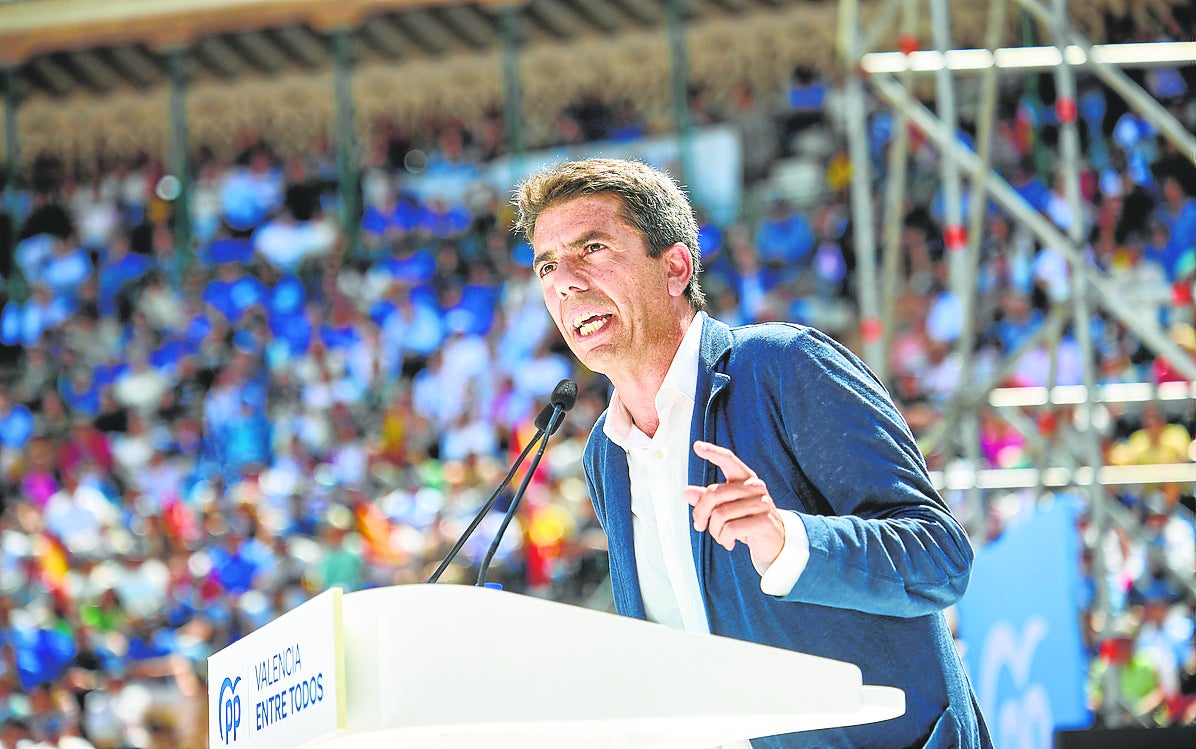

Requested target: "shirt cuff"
[{"left": 758, "top": 510, "right": 810, "bottom": 596}]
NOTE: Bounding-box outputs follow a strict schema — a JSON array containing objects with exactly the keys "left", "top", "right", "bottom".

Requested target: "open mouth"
[{"left": 572, "top": 313, "right": 613, "bottom": 338}]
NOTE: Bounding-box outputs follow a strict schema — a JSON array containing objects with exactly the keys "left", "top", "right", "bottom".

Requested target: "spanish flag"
[
  {"left": 36, "top": 533, "right": 70, "bottom": 591},
  {"left": 354, "top": 498, "right": 401, "bottom": 565}
]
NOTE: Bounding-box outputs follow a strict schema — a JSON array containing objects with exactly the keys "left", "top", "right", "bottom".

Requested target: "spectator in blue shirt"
[
  {"left": 220, "top": 147, "right": 283, "bottom": 233},
  {"left": 203, "top": 237, "right": 255, "bottom": 268},
  {"left": 1, "top": 284, "right": 73, "bottom": 348},
  {"left": 1010, "top": 157, "right": 1052, "bottom": 215},
  {"left": 202, "top": 262, "right": 268, "bottom": 324},
  {"left": 267, "top": 272, "right": 306, "bottom": 320},
  {"left": 989, "top": 290, "right": 1046, "bottom": 354},
  {"left": 319, "top": 297, "right": 363, "bottom": 353},
  {"left": 59, "top": 367, "right": 103, "bottom": 418},
  {"left": 268, "top": 311, "right": 312, "bottom": 365},
  {"left": 0, "top": 391, "right": 34, "bottom": 453},
  {"left": 97, "top": 236, "right": 152, "bottom": 318},
  {"left": 13, "top": 234, "right": 55, "bottom": 287},
  {"left": 378, "top": 290, "right": 443, "bottom": 376},
  {"left": 207, "top": 531, "right": 264, "bottom": 596},
  {"left": 696, "top": 211, "right": 737, "bottom": 290},
  {"left": 263, "top": 272, "right": 311, "bottom": 363},
  {"left": 754, "top": 198, "right": 815, "bottom": 287},
  {"left": 440, "top": 270, "right": 498, "bottom": 336},
  {"left": 1113, "top": 112, "right": 1159, "bottom": 187},
  {"left": 39, "top": 241, "right": 92, "bottom": 303},
  {"left": 222, "top": 400, "right": 273, "bottom": 475},
  {"left": 1156, "top": 175, "right": 1196, "bottom": 273},
  {"left": 361, "top": 187, "right": 423, "bottom": 252},
  {"left": 420, "top": 197, "right": 472, "bottom": 239},
  {"left": 367, "top": 239, "right": 437, "bottom": 298}
]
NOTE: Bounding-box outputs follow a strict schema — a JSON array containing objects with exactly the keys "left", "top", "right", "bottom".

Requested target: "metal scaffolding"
[{"left": 838, "top": 0, "right": 1196, "bottom": 665}]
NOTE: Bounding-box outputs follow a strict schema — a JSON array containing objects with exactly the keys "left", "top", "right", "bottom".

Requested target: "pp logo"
[
  {"left": 218, "top": 676, "right": 243, "bottom": 745},
  {"left": 980, "top": 618, "right": 1052, "bottom": 749}
]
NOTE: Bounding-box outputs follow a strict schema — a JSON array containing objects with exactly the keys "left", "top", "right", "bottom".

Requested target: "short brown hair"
[{"left": 513, "top": 158, "right": 706, "bottom": 310}]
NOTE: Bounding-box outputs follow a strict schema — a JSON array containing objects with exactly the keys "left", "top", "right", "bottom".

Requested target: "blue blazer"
[{"left": 583, "top": 316, "right": 992, "bottom": 749}]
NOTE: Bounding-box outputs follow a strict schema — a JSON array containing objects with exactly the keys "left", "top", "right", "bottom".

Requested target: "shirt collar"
[{"left": 604, "top": 311, "right": 706, "bottom": 448}]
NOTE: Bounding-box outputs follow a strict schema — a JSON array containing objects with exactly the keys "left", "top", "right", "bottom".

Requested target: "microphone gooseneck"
[
  {"left": 427, "top": 379, "right": 578, "bottom": 584},
  {"left": 475, "top": 379, "right": 577, "bottom": 587},
  {"left": 425, "top": 402, "right": 553, "bottom": 584}
]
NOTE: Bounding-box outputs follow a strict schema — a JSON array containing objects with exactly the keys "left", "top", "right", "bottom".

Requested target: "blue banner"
[{"left": 957, "top": 499, "right": 1091, "bottom": 748}]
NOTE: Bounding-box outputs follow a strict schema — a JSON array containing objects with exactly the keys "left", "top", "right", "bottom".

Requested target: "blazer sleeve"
[{"left": 769, "top": 327, "right": 974, "bottom": 618}]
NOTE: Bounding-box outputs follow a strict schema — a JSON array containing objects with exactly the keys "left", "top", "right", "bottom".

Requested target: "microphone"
[
  {"left": 425, "top": 380, "right": 577, "bottom": 584},
  {"left": 426, "top": 403, "right": 552, "bottom": 584},
  {"left": 539, "top": 378, "right": 578, "bottom": 435},
  {"left": 476, "top": 379, "right": 577, "bottom": 587}
]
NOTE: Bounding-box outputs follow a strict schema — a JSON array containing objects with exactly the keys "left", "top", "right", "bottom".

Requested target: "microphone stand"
[
  {"left": 426, "top": 422, "right": 547, "bottom": 584},
  {"left": 475, "top": 407, "right": 564, "bottom": 587}
]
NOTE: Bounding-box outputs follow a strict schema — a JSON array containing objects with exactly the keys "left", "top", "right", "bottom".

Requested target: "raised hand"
[{"left": 684, "top": 440, "right": 785, "bottom": 569}]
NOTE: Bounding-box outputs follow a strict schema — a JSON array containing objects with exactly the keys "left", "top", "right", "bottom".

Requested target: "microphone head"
[{"left": 549, "top": 379, "right": 579, "bottom": 412}]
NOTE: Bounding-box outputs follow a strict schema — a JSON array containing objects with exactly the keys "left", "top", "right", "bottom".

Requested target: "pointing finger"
[{"left": 693, "top": 441, "right": 756, "bottom": 482}]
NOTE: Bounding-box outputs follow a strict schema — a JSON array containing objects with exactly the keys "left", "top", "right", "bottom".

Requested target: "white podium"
[{"left": 208, "top": 584, "right": 903, "bottom": 749}]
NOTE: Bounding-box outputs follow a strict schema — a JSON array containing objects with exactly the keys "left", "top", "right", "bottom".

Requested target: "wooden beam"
[
  {"left": 235, "top": 31, "right": 290, "bottom": 72},
  {"left": 439, "top": 5, "right": 499, "bottom": 49},
  {"left": 109, "top": 46, "right": 161, "bottom": 88},
  {"left": 0, "top": 0, "right": 474, "bottom": 64},
  {"left": 358, "top": 17, "right": 412, "bottom": 58},
  {"left": 28, "top": 57, "right": 77, "bottom": 97},
  {"left": 574, "top": 3, "right": 621, "bottom": 33},
  {"left": 396, "top": 11, "right": 458, "bottom": 54},
  {"left": 275, "top": 26, "right": 329, "bottom": 68},
  {"left": 524, "top": 1, "right": 584, "bottom": 37},
  {"left": 72, "top": 50, "right": 123, "bottom": 91},
  {"left": 194, "top": 37, "right": 246, "bottom": 77},
  {"left": 520, "top": 5, "right": 559, "bottom": 38},
  {"left": 194, "top": 37, "right": 246, "bottom": 78},
  {"left": 573, "top": 0, "right": 627, "bottom": 33},
  {"left": 350, "top": 35, "right": 384, "bottom": 64},
  {"left": 608, "top": 0, "right": 665, "bottom": 25}
]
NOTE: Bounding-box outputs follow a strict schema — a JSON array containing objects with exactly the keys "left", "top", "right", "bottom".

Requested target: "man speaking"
[{"left": 515, "top": 158, "right": 991, "bottom": 749}]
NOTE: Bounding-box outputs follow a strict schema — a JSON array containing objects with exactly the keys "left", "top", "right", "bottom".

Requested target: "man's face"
[{"left": 533, "top": 194, "right": 689, "bottom": 380}]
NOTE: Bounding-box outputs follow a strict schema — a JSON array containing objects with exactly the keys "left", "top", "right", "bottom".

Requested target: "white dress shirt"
[{"left": 602, "top": 313, "right": 811, "bottom": 749}]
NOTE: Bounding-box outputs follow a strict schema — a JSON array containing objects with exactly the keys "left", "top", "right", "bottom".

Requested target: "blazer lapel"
[
  {"left": 595, "top": 314, "right": 733, "bottom": 620},
  {"left": 596, "top": 437, "right": 647, "bottom": 619},
  {"left": 688, "top": 315, "right": 733, "bottom": 592}
]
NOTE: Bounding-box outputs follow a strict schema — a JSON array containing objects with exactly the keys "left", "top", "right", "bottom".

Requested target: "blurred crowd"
[{"left": 0, "top": 8, "right": 1195, "bottom": 746}]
